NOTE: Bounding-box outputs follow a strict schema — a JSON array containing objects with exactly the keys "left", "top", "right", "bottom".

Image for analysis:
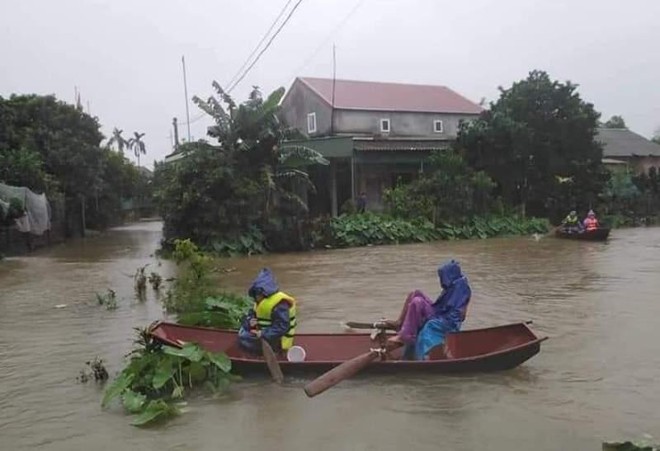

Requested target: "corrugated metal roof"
[
  {"left": 354, "top": 139, "right": 450, "bottom": 152},
  {"left": 298, "top": 77, "right": 483, "bottom": 115},
  {"left": 597, "top": 128, "right": 660, "bottom": 157},
  {"left": 602, "top": 158, "right": 627, "bottom": 165}
]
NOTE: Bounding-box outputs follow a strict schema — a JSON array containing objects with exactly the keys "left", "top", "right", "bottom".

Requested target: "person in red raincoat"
[{"left": 583, "top": 210, "right": 599, "bottom": 231}]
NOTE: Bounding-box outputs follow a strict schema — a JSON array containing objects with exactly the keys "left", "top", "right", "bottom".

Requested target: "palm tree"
[
  {"left": 128, "top": 132, "right": 146, "bottom": 167},
  {"left": 108, "top": 128, "right": 128, "bottom": 155}
]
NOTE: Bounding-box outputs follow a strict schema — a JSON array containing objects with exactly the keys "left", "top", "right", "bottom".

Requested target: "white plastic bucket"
[{"left": 286, "top": 345, "right": 306, "bottom": 362}]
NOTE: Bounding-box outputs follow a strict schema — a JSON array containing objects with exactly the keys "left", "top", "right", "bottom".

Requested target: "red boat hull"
[
  {"left": 555, "top": 227, "right": 611, "bottom": 241},
  {"left": 149, "top": 321, "right": 547, "bottom": 376}
]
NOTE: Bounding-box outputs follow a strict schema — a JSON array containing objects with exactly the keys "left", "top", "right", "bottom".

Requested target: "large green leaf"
[
  {"left": 130, "top": 400, "right": 180, "bottom": 427},
  {"left": 188, "top": 361, "right": 207, "bottom": 383},
  {"left": 206, "top": 351, "right": 232, "bottom": 373},
  {"left": 102, "top": 372, "right": 134, "bottom": 408},
  {"left": 162, "top": 343, "right": 204, "bottom": 362},
  {"left": 278, "top": 145, "right": 329, "bottom": 167},
  {"left": 262, "top": 87, "right": 285, "bottom": 113},
  {"left": 122, "top": 390, "right": 147, "bottom": 414},
  {"left": 152, "top": 357, "right": 174, "bottom": 389}
]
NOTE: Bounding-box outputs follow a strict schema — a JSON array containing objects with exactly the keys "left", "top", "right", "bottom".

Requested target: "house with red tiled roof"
[{"left": 279, "top": 77, "right": 483, "bottom": 215}]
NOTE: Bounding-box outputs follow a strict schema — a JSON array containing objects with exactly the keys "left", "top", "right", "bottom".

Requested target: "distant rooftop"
[
  {"left": 296, "top": 77, "right": 483, "bottom": 115},
  {"left": 597, "top": 128, "right": 660, "bottom": 157}
]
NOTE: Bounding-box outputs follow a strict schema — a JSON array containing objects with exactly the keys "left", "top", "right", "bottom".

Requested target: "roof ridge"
[{"left": 299, "top": 76, "right": 450, "bottom": 90}]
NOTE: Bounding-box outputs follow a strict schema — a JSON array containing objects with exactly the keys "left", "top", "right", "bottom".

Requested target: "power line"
[
  {"left": 225, "top": 0, "right": 295, "bottom": 90},
  {"left": 227, "top": 0, "right": 305, "bottom": 94},
  {"left": 180, "top": 112, "right": 206, "bottom": 126},
  {"left": 290, "top": 0, "right": 366, "bottom": 78}
]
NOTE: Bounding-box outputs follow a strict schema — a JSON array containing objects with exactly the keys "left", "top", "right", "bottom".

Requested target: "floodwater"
[{"left": 1, "top": 221, "right": 659, "bottom": 450}]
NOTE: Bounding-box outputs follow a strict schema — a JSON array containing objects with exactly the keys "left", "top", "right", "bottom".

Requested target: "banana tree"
[{"left": 193, "top": 83, "right": 328, "bottom": 221}]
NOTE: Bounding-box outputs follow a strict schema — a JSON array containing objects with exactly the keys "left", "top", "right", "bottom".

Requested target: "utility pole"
[
  {"left": 172, "top": 117, "right": 180, "bottom": 149},
  {"left": 330, "top": 44, "right": 337, "bottom": 135},
  {"left": 182, "top": 56, "right": 192, "bottom": 142}
]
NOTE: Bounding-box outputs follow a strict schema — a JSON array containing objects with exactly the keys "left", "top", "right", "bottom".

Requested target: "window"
[
  {"left": 380, "top": 118, "right": 390, "bottom": 133},
  {"left": 307, "top": 112, "right": 317, "bottom": 134},
  {"left": 434, "top": 120, "right": 444, "bottom": 133}
]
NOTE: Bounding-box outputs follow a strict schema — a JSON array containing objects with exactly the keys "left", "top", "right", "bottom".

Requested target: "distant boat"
[
  {"left": 555, "top": 227, "right": 611, "bottom": 241},
  {"left": 149, "top": 321, "right": 547, "bottom": 376}
]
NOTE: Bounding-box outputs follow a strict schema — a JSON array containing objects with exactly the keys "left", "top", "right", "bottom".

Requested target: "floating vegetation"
[
  {"left": 100, "top": 239, "right": 248, "bottom": 427},
  {"left": 134, "top": 265, "right": 148, "bottom": 300},
  {"left": 77, "top": 357, "right": 109, "bottom": 383},
  {"left": 102, "top": 327, "right": 234, "bottom": 427},
  {"left": 148, "top": 272, "right": 163, "bottom": 291},
  {"left": 603, "top": 435, "right": 659, "bottom": 451},
  {"left": 96, "top": 289, "right": 118, "bottom": 310}
]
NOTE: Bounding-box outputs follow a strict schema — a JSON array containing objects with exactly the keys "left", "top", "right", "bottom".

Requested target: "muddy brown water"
[{"left": 1, "top": 221, "right": 659, "bottom": 450}]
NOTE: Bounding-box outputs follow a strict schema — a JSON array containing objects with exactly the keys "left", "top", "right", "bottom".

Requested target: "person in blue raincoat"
[
  {"left": 383, "top": 260, "right": 472, "bottom": 360},
  {"left": 238, "top": 268, "right": 297, "bottom": 354}
]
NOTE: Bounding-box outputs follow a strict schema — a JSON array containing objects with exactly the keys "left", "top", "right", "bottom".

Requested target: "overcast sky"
[{"left": 2, "top": 0, "right": 659, "bottom": 166}]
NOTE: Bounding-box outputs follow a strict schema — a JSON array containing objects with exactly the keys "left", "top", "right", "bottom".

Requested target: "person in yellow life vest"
[
  {"left": 583, "top": 210, "right": 599, "bottom": 231},
  {"left": 561, "top": 210, "right": 581, "bottom": 233},
  {"left": 238, "top": 268, "right": 296, "bottom": 354}
]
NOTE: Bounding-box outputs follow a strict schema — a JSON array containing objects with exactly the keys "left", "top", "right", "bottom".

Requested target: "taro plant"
[
  {"left": 102, "top": 327, "right": 233, "bottom": 427},
  {"left": 436, "top": 216, "right": 549, "bottom": 240},
  {"left": 319, "top": 213, "right": 438, "bottom": 248},
  {"left": 177, "top": 293, "right": 252, "bottom": 329}
]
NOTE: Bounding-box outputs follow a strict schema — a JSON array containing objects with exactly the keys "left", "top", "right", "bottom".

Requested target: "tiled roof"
[
  {"left": 597, "top": 128, "right": 660, "bottom": 157},
  {"left": 298, "top": 77, "right": 483, "bottom": 115}
]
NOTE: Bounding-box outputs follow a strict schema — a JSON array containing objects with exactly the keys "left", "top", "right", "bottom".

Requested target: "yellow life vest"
[{"left": 254, "top": 291, "right": 297, "bottom": 350}]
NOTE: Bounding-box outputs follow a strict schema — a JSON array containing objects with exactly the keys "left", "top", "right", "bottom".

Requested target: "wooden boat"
[
  {"left": 149, "top": 321, "right": 547, "bottom": 376},
  {"left": 555, "top": 227, "right": 611, "bottom": 241}
]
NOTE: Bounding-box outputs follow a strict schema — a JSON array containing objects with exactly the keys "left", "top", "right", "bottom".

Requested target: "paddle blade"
[
  {"left": 344, "top": 321, "right": 397, "bottom": 331},
  {"left": 261, "top": 340, "right": 284, "bottom": 384},
  {"left": 304, "top": 350, "right": 379, "bottom": 398}
]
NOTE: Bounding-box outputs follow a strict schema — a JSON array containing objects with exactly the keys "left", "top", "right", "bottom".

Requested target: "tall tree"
[
  {"left": 0, "top": 94, "right": 148, "bottom": 232},
  {"left": 129, "top": 132, "right": 146, "bottom": 167},
  {"left": 652, "top": 126, "right": 660, "bottom": 145},
  {"left": 457, "top": 70, "right": 607, "bottom": 218},
  {"left": 603, "top": 115, "right": 627, "bottom": 129},
  {"left": 0, "top": 94, "right": 104, "bottom": 198},
  {"left": 108, "top": 128, "right": 128, "bottom": 154},
  {"left": 193, "top": 83, "right": 328, "bottom": 221},
  {"left": 154, "top": 83, "right": 328, "bottom": 250}
]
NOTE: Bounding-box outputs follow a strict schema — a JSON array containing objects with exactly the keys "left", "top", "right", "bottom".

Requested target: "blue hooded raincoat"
[
  {"left": 413, "top": 260, "right": 472, "bottom": 359},
  {"left": 239, "top": 268, "right": 291, "bottom": 353}
]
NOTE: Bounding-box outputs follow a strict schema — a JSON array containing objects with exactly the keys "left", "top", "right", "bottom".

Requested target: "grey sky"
[{"left": 2, "top": 0, "right": 659, "bottom": 166}]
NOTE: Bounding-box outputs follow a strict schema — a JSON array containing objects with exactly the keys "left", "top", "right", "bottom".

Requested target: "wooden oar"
[
  {"left": 261, "top": 339, "right": 284, "bottom": 384},
  {"left": 304, "top": 348, "right": 383, "bottom": 398},
  {"left": 547, "top": 224, "right": 561, "bottom": 236},
  {"left": 342, "top": 321, "right": 397, "bottom": 331}
]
